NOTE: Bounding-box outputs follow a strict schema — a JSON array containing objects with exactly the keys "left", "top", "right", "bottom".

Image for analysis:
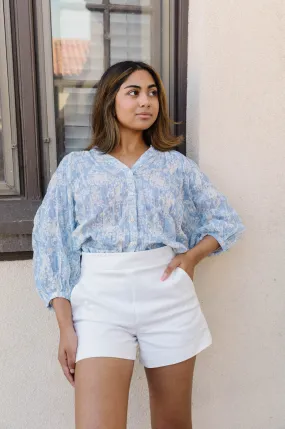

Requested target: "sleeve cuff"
[
  {"left": 199, "top": 229, "right": 244, "bottom": 256},
  {"left": 45, "top": 292, "right": 71, "bottom": 311},
  {"left": 198, "top": 233, "right": 227, "bottom": 256}
]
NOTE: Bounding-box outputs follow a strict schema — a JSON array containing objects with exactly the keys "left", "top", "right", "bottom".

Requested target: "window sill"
[
  {"left": 0, "top": 200, "right": 40, "bottom": 255},
  {"left": 0, "top": 234, "right": 32, "bottom": 254},
  {"left": 0, "top": 200, "right": 40, "bottom": 235}
]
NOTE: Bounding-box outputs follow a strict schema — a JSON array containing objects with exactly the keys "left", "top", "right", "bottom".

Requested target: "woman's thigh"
[
  {"left": 74, "top": 357, "right": 134, "bottom": 429},
  {"left": 145, "top": 356, "right": 196, "bottom": 429}
]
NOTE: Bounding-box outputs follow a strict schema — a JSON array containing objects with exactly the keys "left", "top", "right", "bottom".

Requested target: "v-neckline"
[{"left": 100, "top": 145, "right": 154, "bottom": 171}]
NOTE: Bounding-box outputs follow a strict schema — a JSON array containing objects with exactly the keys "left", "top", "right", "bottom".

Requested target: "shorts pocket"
[
  {"left": 176, "top": 267, "right": 194, "bottom": 285},
  {"left": 172, "top": 267, "right": 199, "bottom": 307},
  {"left": 175, "top": 267, "right": 197, "bottom": 297},
  {"left": 70, "top": 276, "right": 84, "bottom": 303}
]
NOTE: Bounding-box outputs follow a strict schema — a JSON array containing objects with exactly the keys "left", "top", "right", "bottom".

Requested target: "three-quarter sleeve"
[
  {"left": 183, "top": 157, "right": 245, "bottom": 255},
  {"left": 32, "top": 154, "right": 81, "bottom": 310}
]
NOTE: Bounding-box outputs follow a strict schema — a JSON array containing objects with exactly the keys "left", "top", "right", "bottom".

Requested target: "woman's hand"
[
  {"left": 161, "top": 251, "right": 196, "bottom": 281},
  {"left": 58, "top": 325, "right": 78, "bottom": 387},
  {"left": 161, "top": 236, "right": 220, "bottom": 282},
  {"left": 52, "top": 298, "right": 77, "bottom": 386}
]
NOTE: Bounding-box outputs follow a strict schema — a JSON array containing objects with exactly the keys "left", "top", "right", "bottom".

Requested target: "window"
[
  {"left": 0, "top": 0, "right": 42, "bottom": 255},
  {"left": 37, "top": 0, "right": 188, "bottom": 174},
  {"left": 0, "top": 0, "right": 188, "bottom": 255},
  {"left": 50, "top": 0, "right": 159, "bottom": 159},
  {"left": 0, "top": 0, "right": 20, "bottom": 195}
]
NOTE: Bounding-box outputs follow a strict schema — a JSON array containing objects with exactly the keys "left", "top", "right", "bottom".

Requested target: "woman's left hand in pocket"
[{"left": 160, "top": 251, "right": 196, "bottom": 282}]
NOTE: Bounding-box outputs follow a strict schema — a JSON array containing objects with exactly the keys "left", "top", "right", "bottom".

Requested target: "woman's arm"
[
  {"left": 52, "top": 298, "right": 74, "bottom": 330},
  {"left": 184, "top": 235, "right": 220, "bottom": 265},
  {"left": 52, "top": 297, "right": 77, "bottom": 387},
  {"left": 32, "top": 154, "right": 80, "bottom": 386},
  {"left": 183, "top": 156, "right": 245, "bottom": 255},
  {"left": 162, "top": 155, "right": 245, "bottom": 281},
  {"left": 32, "top": 153, "right": 81, "bottom": 310}
]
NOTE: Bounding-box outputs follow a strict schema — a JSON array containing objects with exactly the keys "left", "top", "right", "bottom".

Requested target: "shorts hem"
[
  {"left": 75, "top": 353, "right": 137, "bottom": 364},
  {"left": 140, "top": 333, "right": 213, "bottom": 369}
]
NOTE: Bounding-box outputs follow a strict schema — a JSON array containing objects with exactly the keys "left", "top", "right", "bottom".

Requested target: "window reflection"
[{"left": 50, "top": 0, "right": 156, "bottom": 158}]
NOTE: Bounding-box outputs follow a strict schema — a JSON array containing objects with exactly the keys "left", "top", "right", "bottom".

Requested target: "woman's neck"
[{"left": 113, "top": 128, "right": 148, "bottom": 155}]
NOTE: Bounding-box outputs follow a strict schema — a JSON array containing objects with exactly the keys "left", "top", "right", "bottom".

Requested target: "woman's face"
[{"left": 115, "top": 70, "right": 159, "bottom": 131}]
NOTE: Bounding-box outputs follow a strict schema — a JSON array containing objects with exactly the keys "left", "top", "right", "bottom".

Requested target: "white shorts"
[{"left": 71, "top": 246, "right": 212, "bottom": 368}]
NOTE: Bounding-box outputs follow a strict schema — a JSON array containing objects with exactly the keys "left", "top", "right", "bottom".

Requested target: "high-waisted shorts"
[{"left": 71, "top": 246, "right": 212, "bottom": 368}]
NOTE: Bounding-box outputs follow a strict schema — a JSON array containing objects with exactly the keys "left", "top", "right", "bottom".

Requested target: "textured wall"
[
  {"left": 0, "top": 259, "right": 150, "bottom": 428},
  {"left": 1, "top": 0, "right": 285, "bottom": 427},
  {"left": 187, "top": 0, "right": 285, "bottom": 428}
]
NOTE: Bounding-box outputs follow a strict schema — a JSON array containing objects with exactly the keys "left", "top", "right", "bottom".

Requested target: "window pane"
[
  {"left": 0, "top": 0, "right": 20, "bottom": 194},
  {"left": 50, "top": 0, "right": 161, "bottom": 158},
  {"left": 110, "top": 13, "right": 151, "bottom": 65},
  {"left": 0, "top": 94, "right": 4, "bottom": 181},
  {"left": 51, "top": 1, "right": 104, "bottom": 156},
  {"left": 110, "top": 0, "right": 151, "bottom": 5},
  {"left": 51, "top": 8, "right": 104, "bottom": 79},
  {"left": 63, "top": 87, "right": 95, "bottom": 152}
]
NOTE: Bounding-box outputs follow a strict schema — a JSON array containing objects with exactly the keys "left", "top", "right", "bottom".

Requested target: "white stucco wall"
[
  {"left": 1, "top": 0, "right": 285, "bottom": 428},
  {"left": 187, "top": 0, "right": 285, "bottom": 428}
]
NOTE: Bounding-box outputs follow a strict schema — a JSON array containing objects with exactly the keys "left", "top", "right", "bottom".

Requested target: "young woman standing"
[{"left": 32, "top": 61, "right": 244, "bottom": 429}]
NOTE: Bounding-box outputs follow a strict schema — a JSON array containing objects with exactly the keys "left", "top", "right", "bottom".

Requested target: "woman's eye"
[
  {"left": 149, "top": 90, "right": 158, "bottom": 97},
  {"left": 128, "top": 90, "right": 139, "bottom": 96}
]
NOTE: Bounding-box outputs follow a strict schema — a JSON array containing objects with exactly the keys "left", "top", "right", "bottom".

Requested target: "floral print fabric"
[{"left": 32, "top": 146, "right": 244, "bottom": 308}]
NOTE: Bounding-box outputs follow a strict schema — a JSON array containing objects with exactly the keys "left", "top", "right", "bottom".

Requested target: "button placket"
[{"left": 126, "top": 171, "right": 138, "bottom": 250}]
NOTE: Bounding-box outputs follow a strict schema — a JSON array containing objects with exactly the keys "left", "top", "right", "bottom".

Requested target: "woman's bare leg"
[
  {"left": 74, "top": 357, "right": 134, "bottom": 429},
  {"left": 145, "top": 356, "right": 196, "bottom": 429}
]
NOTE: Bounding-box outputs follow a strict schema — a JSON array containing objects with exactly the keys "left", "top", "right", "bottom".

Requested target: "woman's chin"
[{"left": 119, "top": 123, "right": 154, "bottom": 132}]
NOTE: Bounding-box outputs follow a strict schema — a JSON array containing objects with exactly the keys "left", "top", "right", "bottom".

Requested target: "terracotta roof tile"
[{"left": 52, "top": 39, "right": 90, "bottom": 77}]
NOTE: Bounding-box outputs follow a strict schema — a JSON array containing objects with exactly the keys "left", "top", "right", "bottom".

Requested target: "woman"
[{"left": 32, "top": 61, "right": 244, "bottom": 429}]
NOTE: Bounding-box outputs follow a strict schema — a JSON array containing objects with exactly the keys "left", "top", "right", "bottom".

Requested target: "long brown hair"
[{"left": 86, "top": 61, "right": 183, "bottom": 153}]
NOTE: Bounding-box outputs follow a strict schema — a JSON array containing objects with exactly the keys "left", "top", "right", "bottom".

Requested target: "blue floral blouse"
[{"left": 32, "top": 146, "right": 244, "bottom": 309}]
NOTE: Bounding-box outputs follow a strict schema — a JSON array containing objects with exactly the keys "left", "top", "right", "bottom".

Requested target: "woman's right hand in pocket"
[{"left": 58, "top": 325, "right": 78, "bottom": 387}]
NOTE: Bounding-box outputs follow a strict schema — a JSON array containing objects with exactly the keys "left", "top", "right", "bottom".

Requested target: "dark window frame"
[
  {"left": 0, "top": 0, "right": 42, "bottom": 251},
  {"left": 0, "top": 0, "right": 189, "bottom": 256}
]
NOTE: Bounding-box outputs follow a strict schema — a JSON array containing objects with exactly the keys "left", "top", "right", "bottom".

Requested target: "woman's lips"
[{"left": 136, "top": 113, "right": 152, "bottom": 119}]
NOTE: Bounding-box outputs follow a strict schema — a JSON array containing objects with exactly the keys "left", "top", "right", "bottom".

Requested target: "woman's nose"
[{"left": 139, "top": 94, "right": 150, "bottom": 107}]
